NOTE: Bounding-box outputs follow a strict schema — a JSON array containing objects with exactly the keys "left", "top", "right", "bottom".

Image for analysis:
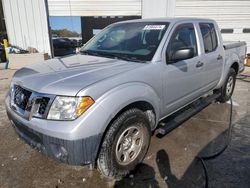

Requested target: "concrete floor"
[{"left": 0, "top": 68, "right": 250, "bottom": 188}]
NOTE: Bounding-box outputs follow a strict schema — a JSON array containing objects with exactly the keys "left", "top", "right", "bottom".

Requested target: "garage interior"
[{"left": 0, "top": 0, "right": 7, "bottom": 41}]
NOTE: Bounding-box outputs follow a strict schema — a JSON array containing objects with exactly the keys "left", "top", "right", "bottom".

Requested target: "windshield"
[{"left": 81, "top": 22, "right": 169, "bottom": 62}]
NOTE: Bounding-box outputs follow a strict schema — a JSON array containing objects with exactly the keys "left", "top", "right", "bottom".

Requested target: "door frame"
[{"left": 159, "top": 20, "right": 204, "bottom": 116}]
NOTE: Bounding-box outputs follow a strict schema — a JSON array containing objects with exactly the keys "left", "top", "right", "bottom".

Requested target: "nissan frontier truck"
[{"left": 5, "top": 18, "right": 246, "bottom": 178}]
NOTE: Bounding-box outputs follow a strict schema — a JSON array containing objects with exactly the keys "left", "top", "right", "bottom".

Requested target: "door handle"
[
  {"left": 196, "top": 61, "right": 204, "bottom": 68},
  {"left": 217, "top": 55, "right": 223, "bottom": 60}
]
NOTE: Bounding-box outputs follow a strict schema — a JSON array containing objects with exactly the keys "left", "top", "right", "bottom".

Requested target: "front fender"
[{"left": 96, "top": 82, "right": 161, "bottom": 132}]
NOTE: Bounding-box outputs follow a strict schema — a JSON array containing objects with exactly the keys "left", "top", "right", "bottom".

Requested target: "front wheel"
[
  {"left": 97, "top": 108, "right": 151, "bottom": 179},
  {"left": 217, "top": 68, "right": 236, "bottom": 103}
]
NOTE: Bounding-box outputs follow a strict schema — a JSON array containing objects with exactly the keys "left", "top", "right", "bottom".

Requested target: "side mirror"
[{"left": 169, "top": 48, "right": 194, "bottom": 63}]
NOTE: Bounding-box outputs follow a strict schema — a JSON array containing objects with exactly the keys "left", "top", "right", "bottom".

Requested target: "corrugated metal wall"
[
  {"left": 2, "top": 0, "right": 51, "bottom": 55},
  {"left": 48, "top": 0, "right": 141, "bottom": 16},
  {"left": 175, "top": 0, "right": 250, "bottom": 52},
  {"left": 3, "top": 0, "right": 249, "bottom": 55},
  {"left": 142, "top": 0, "right": 175, "bottom": 18}
]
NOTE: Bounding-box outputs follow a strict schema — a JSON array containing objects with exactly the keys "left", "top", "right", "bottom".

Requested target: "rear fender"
[{"left": 216, "top": 53, "right": 239, "bottom": 88}]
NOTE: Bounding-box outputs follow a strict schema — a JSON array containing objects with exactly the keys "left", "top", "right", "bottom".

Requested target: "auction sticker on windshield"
[{"left": 143, "top": 25, "right": 166, "bottom": 30}]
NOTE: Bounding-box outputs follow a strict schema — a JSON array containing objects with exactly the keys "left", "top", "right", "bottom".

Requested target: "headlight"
[{"left": 47, "top": 96, "right": 94, "bottom": 120}]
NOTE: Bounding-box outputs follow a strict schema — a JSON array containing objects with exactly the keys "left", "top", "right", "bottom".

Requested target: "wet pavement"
[{"left": 0, "top": 68, "right": 250, "bottom": 188}]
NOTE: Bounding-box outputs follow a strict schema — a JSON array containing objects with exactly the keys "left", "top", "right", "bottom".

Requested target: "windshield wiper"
[
  {"left": 80, "top": 50, "right": 103, "bottom": 57},
  {"left": 81, "top": 50, "right": 145, "bottom": 63},
  {"left": 81, "top": 50, "right": 117, "bottom": 59},
  {"left": 112, "top": 54, "right": 145, "bottom": 63}
]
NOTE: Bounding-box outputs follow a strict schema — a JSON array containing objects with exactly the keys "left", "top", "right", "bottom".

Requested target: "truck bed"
[{"left": 223, "top": 41, "right": 246, "bottom": 50}]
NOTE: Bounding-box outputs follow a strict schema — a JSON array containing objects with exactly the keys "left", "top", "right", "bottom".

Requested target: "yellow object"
[
  {"left": 246, "top": 56, "right": 250, "bottom": 67},
  {"left": 3, "top": 39, "right": 10, "bottom": 69},
  {"left": 3, "top": 39, "right": 8, "bottom": 59},
  {"left": 75, "top": 97, "right": 94, "bottom": 116}
]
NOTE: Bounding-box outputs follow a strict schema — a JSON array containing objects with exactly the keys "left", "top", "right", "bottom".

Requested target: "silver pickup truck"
[{"left": 5, "top": 18, "right": 246, "bottom": 178}]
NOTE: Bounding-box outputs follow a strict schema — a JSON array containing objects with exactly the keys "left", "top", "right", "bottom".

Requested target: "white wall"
[
  {"left": 142, "top": 0, "right": 176, "bottom": 18},
  {"left": 2, "top": 0, "right": 52, "bottom": 56},
  {"left": 4, "top": 0, "right": 248, "bottom": 56},
  {"left": 176, "top": 0, "right": 250, "bottom": 52},
  {"left": 48, "top": 0, "right": 141, "bottom": 16}
]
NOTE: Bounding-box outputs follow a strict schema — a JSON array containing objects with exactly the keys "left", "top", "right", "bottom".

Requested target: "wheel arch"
[
  {"left": 230, "top": 62, "right": 239, "bottom": 74},
  {"left": 106, "top": 100, "right": 156, "bottom": 131},
  {"left": 216, "top": 55, "right": 240, "bottom": 89}
]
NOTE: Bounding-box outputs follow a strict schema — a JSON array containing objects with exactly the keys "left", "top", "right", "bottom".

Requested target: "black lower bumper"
[{"left": 7, "top": 111, "right": 102, "bottom": 165}]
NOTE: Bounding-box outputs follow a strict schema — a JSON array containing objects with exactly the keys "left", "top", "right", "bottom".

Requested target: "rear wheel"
[
  {"left": 97, "top": 108, "right": 151, "bottom": 179},
  {"left": 217, "top": 68, "right": 236, "bottom": 103}
]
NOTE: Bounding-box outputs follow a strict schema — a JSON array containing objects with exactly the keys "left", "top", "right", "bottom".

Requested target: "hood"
[{"left": 12, "top": 54, "right": 144, "bottom": 96}]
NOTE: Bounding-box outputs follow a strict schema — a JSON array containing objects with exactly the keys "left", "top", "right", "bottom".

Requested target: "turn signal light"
[{"left": 75, "top": 97, "right": 94, "bottom": 116}]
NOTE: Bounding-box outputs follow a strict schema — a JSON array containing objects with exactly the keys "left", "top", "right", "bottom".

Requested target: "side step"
[{"left": 157, "top": 93, "right": 220, "bottom": 136}]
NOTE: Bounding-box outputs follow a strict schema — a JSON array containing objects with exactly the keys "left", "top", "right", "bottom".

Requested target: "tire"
[
  {"left": 217, "top": 68, "right": 236, "bottom": 103},
  {"left": 97, "top": 108, "right": 151, "bottom": 179}
]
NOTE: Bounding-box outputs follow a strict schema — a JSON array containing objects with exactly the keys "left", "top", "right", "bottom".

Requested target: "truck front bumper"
[{"left": 7, "top": 110, "right": 102, "bottom": 165}]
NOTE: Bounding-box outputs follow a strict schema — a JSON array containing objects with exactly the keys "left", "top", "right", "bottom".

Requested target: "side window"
[
  {"left": 199, "top": 23, "right": 218, "bottom": 53},
  {"left": 166, "top": 24, "right": 198, "bottom": 63},
  {"left": 210, "top": 24, "right": 218, "bottom": 50}
]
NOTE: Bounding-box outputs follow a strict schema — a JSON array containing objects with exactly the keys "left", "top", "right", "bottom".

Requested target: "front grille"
[
  {"left": 14, "top": 85, "right": 32, "bottom": 110},
  {"left": 37, "top": 97, "right": 50, "bottom": 115},
  {"left": 11, "top": 85, "right": 52, "bottom": 119}
]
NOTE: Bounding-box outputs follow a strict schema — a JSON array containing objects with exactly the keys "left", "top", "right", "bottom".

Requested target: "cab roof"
[{"left": 116, "top": 17, "right": 215, "bottom": 24}]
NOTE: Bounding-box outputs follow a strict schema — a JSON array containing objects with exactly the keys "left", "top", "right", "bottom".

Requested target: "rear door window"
[{"left": 199, "top": 23, "right": 218, "bottom": 53}]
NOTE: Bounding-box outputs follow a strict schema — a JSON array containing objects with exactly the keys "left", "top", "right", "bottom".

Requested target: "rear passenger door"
[{"left": 199, "top": 23, "right": 223, "bottom": 92}]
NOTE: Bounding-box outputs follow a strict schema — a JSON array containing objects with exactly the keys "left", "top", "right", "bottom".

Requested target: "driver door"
[{"left": 163, "top": 23, "right": 204, "bottom": 115}]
